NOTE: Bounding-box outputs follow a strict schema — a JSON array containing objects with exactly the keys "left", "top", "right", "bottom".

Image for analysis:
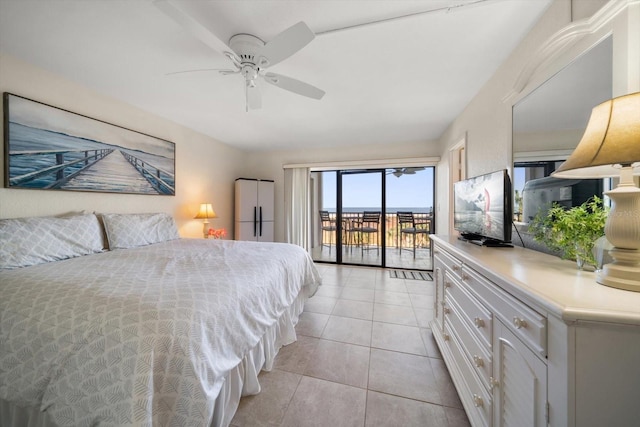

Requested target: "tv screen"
[{"left": 454, "top": 169, "right": 512, "bottom": 246}]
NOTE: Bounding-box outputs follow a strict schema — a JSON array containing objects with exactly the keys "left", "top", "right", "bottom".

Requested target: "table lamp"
[
  {"left": 194, "top": 203, "right": 217, "bottom": 238},
  {"left": 552, "top": 91, "right": 640, "bottom": 291}
]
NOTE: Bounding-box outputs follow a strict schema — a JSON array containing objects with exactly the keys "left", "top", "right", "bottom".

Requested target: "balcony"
[{"left": 312, "top": 211, "right": 433, "bottom": 270}]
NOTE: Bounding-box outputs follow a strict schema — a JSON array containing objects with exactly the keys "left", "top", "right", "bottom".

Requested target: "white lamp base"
[
  {"left": 597, "top": 248, "right": 640, "bottom": 292},
  {"left": 596, "top": 168, "right": 640, "bottom": 292}
]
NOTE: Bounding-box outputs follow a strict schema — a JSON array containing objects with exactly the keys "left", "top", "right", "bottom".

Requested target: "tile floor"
[{"left": 231, "top": 264, "right": 471, "bottom": 427}]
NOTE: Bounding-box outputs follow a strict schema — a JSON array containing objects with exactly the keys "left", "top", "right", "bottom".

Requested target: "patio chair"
[
  {"left": 350, "top": 211, "right": 381, "bottom": 256},
  {"left": 397, "top": 211, "right": 430, "bottom": 258},
  {"left": 319, "top": 210, "right": 336, "bottom": 253}
]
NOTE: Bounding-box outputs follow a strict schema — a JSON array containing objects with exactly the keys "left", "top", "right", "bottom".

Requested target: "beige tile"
[
  {"left": 409, "top": 293, "right": 435, "bottom": 309},
  {"left": 339, "top": 287, "right": 375, "bottom": 302},
  {"left": 304, "top": 296, "right": 337, "bottom": 314},
  {"left": 374, "top": 279, "right": 408, "bottom": 293},
  {"left": 314, "top": 285, "right": 343, "bottom": 298},
  {"left": 273, "top": 335, "right": 320, "bottom": 374},
  {"left": 371, "top": 322, "right": 427, "bottom": 356},
  {"left": 304, "top": 339, "right": 370, "bottom": 388},
  {"left": 445, "top": 407, "right": 472, "bottom": 427},
  {"left": 230, "top": 369, "right": 301, "bottom": 427},
  {"left": 419, "top": 327, "right": 442, "bottom": 359},
  {"left": 374, "top": 290, "right": 412, "bottom": 306},
  {"left": 368, "top": 348, "right": 441, "bottom": 404},
  {"left": 405, "top": 281, "right": 435, "bottom": 295},
  {"left": 332, "top": 299, "right": 374, "bottom": 320},
  {"left": 365, "top": 390, "right": 449, "bottom": 427},
  {"left": 280, "top": 376, "right": 366, "bottom": 427},
  {"left": 321, "top": 315, "right": 372, "bottom": 347},
  {"left": 373, "top": 303, "right": 418, "bottom": 326},
  {"left": 430, "top": 358, "right": 464, "bottom": 409},
  {"left": 295, "top": 312, "right": 329, "bottom": 337},
  {"left": 343, "top": 277, "right": 376, "bottom": 290},
  {"left": 414, "top": 307, "right": 435, "bottom": 328}
]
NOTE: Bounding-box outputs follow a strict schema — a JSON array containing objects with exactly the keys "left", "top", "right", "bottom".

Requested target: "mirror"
[{"left": 512, "top": 35, "right": 612, "bottom": 223}]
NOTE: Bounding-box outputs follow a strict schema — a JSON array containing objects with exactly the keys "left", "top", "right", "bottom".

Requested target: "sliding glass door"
[
  {"left": 340, "top": 170, "right": 384, "bottom": 267},
  {"left": 311, "top": 166, "right": 435, "bottom": 270}
]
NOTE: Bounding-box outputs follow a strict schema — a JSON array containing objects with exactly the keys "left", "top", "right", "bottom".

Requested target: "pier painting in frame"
[{"left": 3, "top": 93, "right": 175, "bottom": 195}]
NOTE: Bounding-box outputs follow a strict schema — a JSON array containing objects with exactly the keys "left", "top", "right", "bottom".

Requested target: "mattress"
[{"left": 0, "top": 238, "right": 320, "bottom": 426}]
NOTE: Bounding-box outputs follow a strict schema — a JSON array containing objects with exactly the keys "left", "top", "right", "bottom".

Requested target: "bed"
[{"left": 0, "top": 212, "right": 321, "bottom": 426}]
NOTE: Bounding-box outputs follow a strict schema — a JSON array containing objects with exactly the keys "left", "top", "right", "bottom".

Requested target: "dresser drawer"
[
  {"left": 461, "top": 265, "right": 547, "bottom": 357},
  {"left": 444, "top": 322, "right": 492, "bottom": 427},
  {"left": 445, "top": 271, "right": 492, "bottom": 349},
  {"left": 444, "top": 297, "right": 493, "bottom": 391},
  {"left": 434, "top": 245, "right": 463, "bottom": 279}
]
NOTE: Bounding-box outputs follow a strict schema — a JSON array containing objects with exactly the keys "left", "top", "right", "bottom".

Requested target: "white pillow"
[
  {"left": 0, "top": 214, "right": 104, "bottom": 269},
  {"left": 101, "top": 213, "right": 179, "bottom": 249}
]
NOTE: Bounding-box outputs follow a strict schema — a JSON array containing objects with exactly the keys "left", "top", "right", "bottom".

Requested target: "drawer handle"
[
  {"left": 513, "top": 317, "right": 528, "bottom": 329},
  {"left": 489, "top": 376, "right": 499, "bottom": 390},
  {"left": 443, "top": 306, "right": 450, "bottom": 315},
  {"left": 472, "top": 355, "right": 484, "bottom": 367},
  {"left": 462, "top": 273, "right": 469, "bottom": 281},
  {"left": 434, "top": 250, "right": 440, "bottom": 255},
  {"left": 444, "top": 281, "right": 451, "bottom": 288},
  {"left": 474, "top": 317, "right": 485, "bottom": 328},
  {"left": 472, "top": 394, "right": 483, "bottom": 407},
  {"left": 443, "top": 333, "right": 450, "bottom": 341},
  {"left": 452, "top": 265, "right": 460, "bottom": 271}
]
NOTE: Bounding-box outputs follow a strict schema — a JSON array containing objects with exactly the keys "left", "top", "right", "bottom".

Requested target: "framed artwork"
[{"left": 3, "top": 93, "right": 175, "bottom": 195}]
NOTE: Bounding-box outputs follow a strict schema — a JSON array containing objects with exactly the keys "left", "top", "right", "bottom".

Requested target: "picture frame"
[{"left": 3, "top": 93, "right": 175, "bottom": 195}]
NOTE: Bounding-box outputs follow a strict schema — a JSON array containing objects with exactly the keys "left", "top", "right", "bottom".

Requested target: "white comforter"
[{"left": 0, "top": 239, "right": 320, "bottom": 426}]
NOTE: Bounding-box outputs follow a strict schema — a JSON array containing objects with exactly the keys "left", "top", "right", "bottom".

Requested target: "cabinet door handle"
[
  {"left": 473, "top": 355, "right": 484, "bottom": 367},
  {"left": 443, "top": 306, "right": 450, "bottom": 315},
  {"left": 443, "top": 333, "right": 450, "bottom": 341},
  {"left": 444, "top": 281, "right": 451, "bottom": 288},
  {"left": 462, "top": 273, "right": 470, "bottom": 281},
  {"left": 452, "top": 265, "right": 460, "bottom": 271},
  {"left": 472, "top": 394, "right": 483, "bottom": 407},
  {"left": 489, "top": 376, "right": 499, "bottom": 390},
  {"left": 434, "top": 250, "right": 440, "bottom": 255},
  {"left": 513, "top": 317, "right": 528, "bottom": 329},
  {"left": 474, "top": 317, "right": 485, "bottom": 328}
]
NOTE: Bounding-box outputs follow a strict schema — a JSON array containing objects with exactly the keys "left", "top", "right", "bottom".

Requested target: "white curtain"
[{"left": 284, "top": 167, "right": 310, "bottom": 251}]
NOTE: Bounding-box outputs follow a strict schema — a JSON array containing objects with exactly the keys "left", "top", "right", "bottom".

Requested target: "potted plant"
[{"left": 529, "top": 196, "right": 608, "bottom": 269}]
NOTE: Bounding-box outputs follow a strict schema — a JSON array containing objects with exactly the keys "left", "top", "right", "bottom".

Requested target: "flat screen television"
[{"left": 453, "top": 169, "right": 513, "bottom": 247}]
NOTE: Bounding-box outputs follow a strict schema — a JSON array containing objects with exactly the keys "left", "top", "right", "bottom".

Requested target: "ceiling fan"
[
  {"left": 387, "top": 167, "right": 426, "bottom": 177},
  {"left": 154, "top": 0, "right": 325, "bottom": 111}
]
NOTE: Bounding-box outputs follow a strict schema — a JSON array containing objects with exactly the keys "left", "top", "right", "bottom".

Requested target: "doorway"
[{"left": 312, "top": 166, "right": 435, "bottom": 270}]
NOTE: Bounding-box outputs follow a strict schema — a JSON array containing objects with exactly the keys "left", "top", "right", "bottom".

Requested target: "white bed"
[{"left": 0, "top": 213, "right": 321, "bottom": 426}]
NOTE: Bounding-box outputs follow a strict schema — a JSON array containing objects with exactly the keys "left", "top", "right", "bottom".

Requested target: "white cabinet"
[
  {"left": 431, "top": 235, "right": 640, "bottom": 427},
  {"left": 234, "top": 178, "right": 274, "bottom": 241},
  {"left": 493, "top": 321, "right": 547, "bottom": 427}
]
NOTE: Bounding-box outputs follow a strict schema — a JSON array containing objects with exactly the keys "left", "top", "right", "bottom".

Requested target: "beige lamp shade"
[
  {"left": 552, "top": 92, "right": 640, "bottom": 179},
  {"left": 194, "top": 203, "right": 217, "bottom": 219}
]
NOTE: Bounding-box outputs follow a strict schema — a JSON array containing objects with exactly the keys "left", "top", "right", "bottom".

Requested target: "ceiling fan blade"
[
  {"left": 154, "top": 0, "right": 240, "bottom": 66},
  {"left": 263, "top": 72, "right": 325, "bottom": 100},
  {"left": 245, "top": 82, "right": 262, "bottom": 112},
  {"left": 165, "top": 68, "right": 238, "bottom": 76},
  {"left": 255, "top": 22, "right": 315, "bottom": 68}
]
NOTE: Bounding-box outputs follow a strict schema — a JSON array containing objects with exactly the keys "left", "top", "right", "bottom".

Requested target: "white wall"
[
  {"left": 244, "top": 140, "right": 440, "bottom": 242},
  {"left": 434, "top": 0, "right": 638, "bottom": 235},
  {"left": 0, "top": 54, "right": 247, "bottom": 238}
]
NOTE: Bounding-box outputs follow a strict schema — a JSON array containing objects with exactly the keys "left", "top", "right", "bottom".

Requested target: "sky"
[{"left": 320, "top": 168, "right": 434, "bottom": 210}]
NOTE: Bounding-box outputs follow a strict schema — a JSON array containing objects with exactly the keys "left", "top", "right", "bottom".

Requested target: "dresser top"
[{"left": 432, "top": 235, "right": 640, "bottom": 326}]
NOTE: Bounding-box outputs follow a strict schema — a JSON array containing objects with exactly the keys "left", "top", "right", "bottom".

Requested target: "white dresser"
[{"left": 430, "top": 235, "right": 640, "bottom": 427}]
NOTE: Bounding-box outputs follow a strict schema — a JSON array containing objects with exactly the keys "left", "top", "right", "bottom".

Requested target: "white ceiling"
[{"left": 0, "top": 0, "right": 553, "bottom": 152}]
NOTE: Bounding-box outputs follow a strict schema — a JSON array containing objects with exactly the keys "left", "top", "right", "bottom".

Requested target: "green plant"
[{"left": 529, "top": 196, "right": 608, "bottom": 268}]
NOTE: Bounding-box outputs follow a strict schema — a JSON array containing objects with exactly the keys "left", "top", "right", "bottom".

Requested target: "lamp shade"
[
  {"left": 194, "top": 203, "right": 217, "bottom": 219},
  {"left": 552, "top": 92, "right": 640, "bottom": 179}
]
